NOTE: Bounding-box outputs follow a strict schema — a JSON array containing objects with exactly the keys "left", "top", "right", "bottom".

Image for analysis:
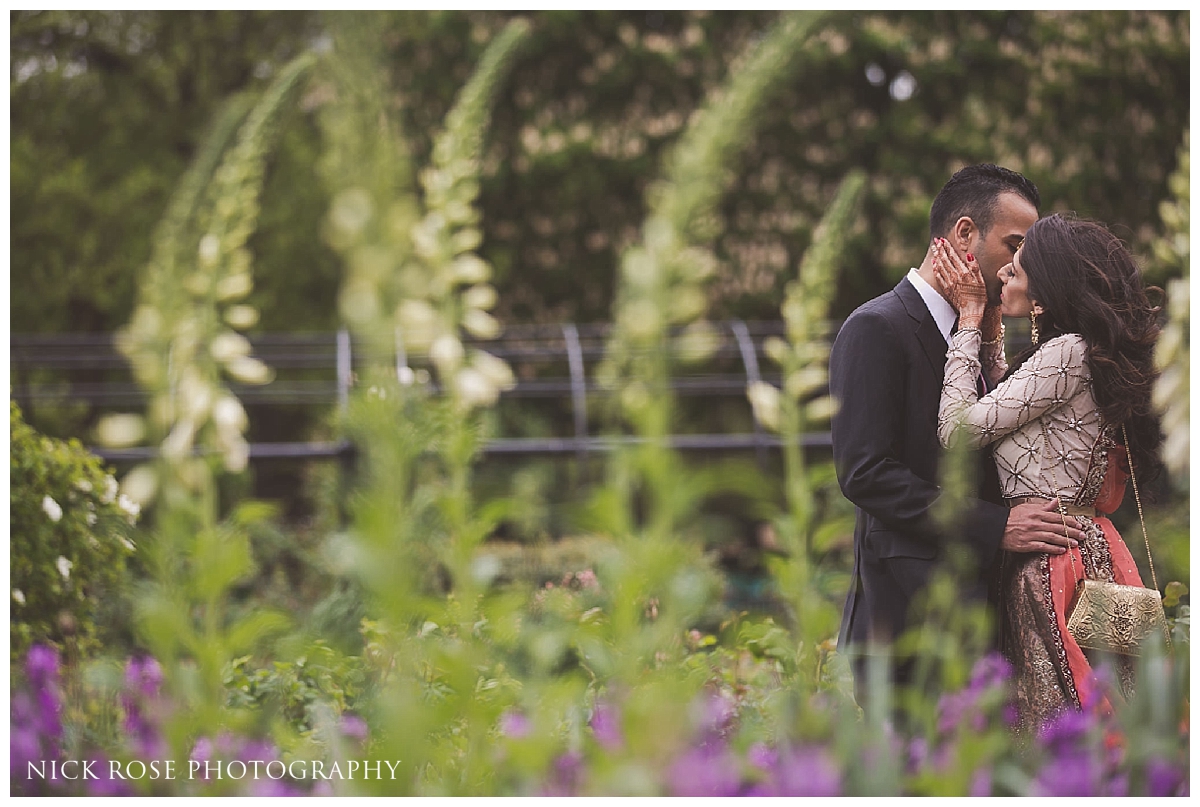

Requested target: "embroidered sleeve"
[
  {"left": 939, "top": 333, "right": 1088, "bottom": 449},
  {"left": 982, "top": 323, "right": 1008, "bottom": 386}
]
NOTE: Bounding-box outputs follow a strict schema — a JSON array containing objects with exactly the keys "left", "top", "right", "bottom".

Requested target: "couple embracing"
[{"left": 831, "top": 164, "right": 1164, "bottom": 731}]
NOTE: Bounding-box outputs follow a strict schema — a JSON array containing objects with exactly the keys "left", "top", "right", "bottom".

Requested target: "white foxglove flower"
[
  {"left": 12, "top": 589, "right": 25, "bottom": 605},
  {"left": 224, "top": 304, "right": 260, "bottom": 330},
  {"left": 471, "top": 350, "right": 516, "bottom": 391},
  {"left": 451, "top": 255, "right": 491, "bottom": 284},
  {"left": 397, "top": 300, "right": 440, "bottom": 347},
  {"left": 763, "top": 336, "right": 790, "bottom": 365},
  {"left": 198, "top": 234, "right": 221, "bottom": 265},
  {"left": 462, "top": 284, "right": 497, "bottom": 311},
  {"left": 161, "top": 419, "right": 198, "bottom": 461},
  {"left": 454, "top": 368, "right": 499, "bottom": 409},
  {"left": 216, "top": 273, "right": 252, "bottom": 301},
  {"left": 56, "top": 556, "right": 73, "bottom": 580},
  {"left": 212, "top": 395, "right": 248, "bottom": 432},
  {"left": 120, "top": 465, "right": 158, "bottom": 507},
  {"left": 226, "top": 355, "right": 273, "bottom": 384},
  {"left": 86, "top": 512, "right": 97, "bottom": 526},
  {"left": 461, "top": 308, "right": 500, "bottom": 339},
  {"left": 96, "top": 414, "right": 146, "bottom": 447},
  {"left": 747, "top": 382, "right": 782, "bottom": 432},
  {"left": 42, "top": 496, "right": 63, "bottom": 523},
  {"left": 786, "top": 367, "right": 826, "bottom": 399},
  {"left": 430, "top": 334, "right": 465, "bottom": 371},
  {"left": 74, "top": 479, "right": 93, "bottom": 493},
  {"left": 806, "top": 395, "right": 838, "bottom": 422},
  {"left": 211, "top": 332, "right": 252, "bottom": 362},
  {"left": 102, "top": 475, "right": 119, "bottom": 504}
]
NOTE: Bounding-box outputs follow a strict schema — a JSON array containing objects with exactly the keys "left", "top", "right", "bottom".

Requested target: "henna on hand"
[{"left": 932, "top": 238, "right": 988, "bottom": 321}]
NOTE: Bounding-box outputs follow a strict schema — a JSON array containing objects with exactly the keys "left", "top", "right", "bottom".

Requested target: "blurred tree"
[
  {"left": 17, "top": 11, "right": 1187, "bottom": 334},
  {"left": 11, "top": 10, "right": 1189, "bottom": 454},
  {"left": 10, "top": 10, "right": 323, "bottom": 333}
]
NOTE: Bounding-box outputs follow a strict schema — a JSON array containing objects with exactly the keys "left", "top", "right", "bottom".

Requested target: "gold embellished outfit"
[{"left": 939, "top": 331, "right": 1145, "bottom": 730}]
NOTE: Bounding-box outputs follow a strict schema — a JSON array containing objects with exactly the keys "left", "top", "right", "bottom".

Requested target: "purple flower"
[
  {"left": 1031, "top": 750, "right": 1101, "bottom": 796},
  {"left": 907, "top": 736, "right": 929, "bottom": 772},
  {"left": 770, "top": 746, "right": 841, "bottom": 797},
  {"left": 191, "top": 736, "right": 214, "bottom": 764},
  {"left": 123, "top": 655, "right": 164, "bottom": 697},
  {"left": 34, "top": 686, "right": 63, "bottom": 747},
  {"left": 747, "top": 742, "right": 776, "bottom": 771},
  {"left": 340, "top": 714, "right": 369, "bottom": 743},
  {"left": 237, "top": 739, "right": 279, "bottom": 764},
  {"left": 1036, "top": 709, "right": 1093, "bottom": 752},
  {"left": 10, "top": 704, "right": 42, "bottom": 782},
  {"left": 500, "top": 710, "right": 531, "bottom": 739},
  {"left": 937, "top": 689, "right": 974, "bottom": 734},
  {"left": 668, "top": 742, "right": 741, "bottom": 797},
  {"left": 1002, "top": 702, "right": 1019, "bottom": 728},
  {"left": 25, "top": 645, "right": 60, "bottom": 688},
  {"left": 1147, "top": 758, "right": 1186, "bottom": 797},
  {"left": 969, "top": 652, "right": 1012, "bottom": 690},
  {"left": 541, "top": 751, "right": 585, "bottom": 796},
  {"left": 85, "top": 755, "right": 134, "bottom": 797},
  {"left": 21, "top": 646, "right": 63, "bottom": 748},
  {"left": 969, "top": 767, "right": 992, "bottom": 796},
  {"left": 121, "top": 655, "right": 168, "bottom": 759},
  {"left": 589, "top": 702, "right": 622, "bottom": 750},
  {"left": 1106, "top": 772, "right": 1130, "bottom": 797},
  {"left": 691, "top": 691, "right": 736, "bottom": 739}
]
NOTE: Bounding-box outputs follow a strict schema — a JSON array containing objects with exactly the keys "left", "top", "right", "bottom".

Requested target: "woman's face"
[{"left": 999, "top": 246, "right": 1035, "bottom": 317}]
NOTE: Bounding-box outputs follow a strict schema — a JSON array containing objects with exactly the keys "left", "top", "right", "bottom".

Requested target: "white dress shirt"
[{"left": 906, "top": 267, "right": 957, "bottom": 343}]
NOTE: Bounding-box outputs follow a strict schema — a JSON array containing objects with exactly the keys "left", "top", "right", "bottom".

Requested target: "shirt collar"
[{"left": 907, "top": 268, "right": 957, "bottom": 343}]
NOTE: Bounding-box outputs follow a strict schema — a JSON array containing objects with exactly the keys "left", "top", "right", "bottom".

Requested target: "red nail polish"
[{"left": 966, "top": 253, "right": 974, "bottom": 262}]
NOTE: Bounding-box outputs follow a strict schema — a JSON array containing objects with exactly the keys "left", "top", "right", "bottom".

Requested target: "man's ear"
[{"left": 951, "top": 216, "right": 975, "bottom": 254}]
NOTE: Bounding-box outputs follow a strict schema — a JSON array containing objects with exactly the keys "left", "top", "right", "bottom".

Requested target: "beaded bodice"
[{"left": 939, "top": 331, "right": 1112, "bottom": 506}]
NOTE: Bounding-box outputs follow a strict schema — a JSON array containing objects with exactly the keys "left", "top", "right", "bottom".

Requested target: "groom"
[{"left": 829, "top": 164, "right": 1084, "bottom": 708}]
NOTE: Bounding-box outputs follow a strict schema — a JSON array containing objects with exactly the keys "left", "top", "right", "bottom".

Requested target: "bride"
[{"left": 931, "top": 213, "right": 1164, "bottom": 730}]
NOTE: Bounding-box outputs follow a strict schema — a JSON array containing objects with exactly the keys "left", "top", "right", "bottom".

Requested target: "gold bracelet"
[{"left": 981, "top": 333, "right": 1004, "bottom": 347}]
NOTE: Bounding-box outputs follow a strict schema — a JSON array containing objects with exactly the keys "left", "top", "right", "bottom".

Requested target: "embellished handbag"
[
  {"left": 1045, "top": 423, "right": 1171, "bottom": 657},
  {"left": 1065, "top": 579, "right": 1169, "bottom": 656}
]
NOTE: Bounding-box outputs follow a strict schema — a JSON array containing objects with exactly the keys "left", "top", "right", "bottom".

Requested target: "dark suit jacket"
[{"left": 831, "top": 277, "right": 1008, "bottom": 654}]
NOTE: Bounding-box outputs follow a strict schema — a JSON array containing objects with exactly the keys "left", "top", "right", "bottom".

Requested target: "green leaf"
[{"left": 226, "top": 610, "right": 292, "bottom": 654}]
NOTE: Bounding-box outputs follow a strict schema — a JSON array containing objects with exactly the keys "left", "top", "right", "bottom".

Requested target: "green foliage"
[
  {"left": 224, "top": 642, "right": 368, "bottom": 734},
  {"left": 9, "top": 401, "right": 137, "bottom": 658}
]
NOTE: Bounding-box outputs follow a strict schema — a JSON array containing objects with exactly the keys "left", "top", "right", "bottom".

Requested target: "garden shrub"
[{"left": 10, "top": 401, "right": 138, "bottom": 659}]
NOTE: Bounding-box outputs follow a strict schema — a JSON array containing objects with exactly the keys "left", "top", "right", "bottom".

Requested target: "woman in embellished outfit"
[{"left": 931, "top": 213, "right": 1163, "bottom": 730}]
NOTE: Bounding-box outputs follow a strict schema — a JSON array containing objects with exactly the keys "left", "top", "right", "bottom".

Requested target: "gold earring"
[{"left": 1030, "top": 306, "right": 1041, "bottom": 344}]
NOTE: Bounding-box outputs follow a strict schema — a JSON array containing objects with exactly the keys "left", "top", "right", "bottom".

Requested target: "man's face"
[{"left": 962, "top": 192, "right": 1039, "bottom": 306}]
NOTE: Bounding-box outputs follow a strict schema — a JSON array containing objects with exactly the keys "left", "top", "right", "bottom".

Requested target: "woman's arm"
[{"left": 939, "top": 332, "right": 1088, "bottom": 449}]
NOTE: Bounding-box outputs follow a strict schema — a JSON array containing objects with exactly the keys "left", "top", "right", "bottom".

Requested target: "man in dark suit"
[{"left": 830, "top": 164, "right": 1085, "bottom": 709}]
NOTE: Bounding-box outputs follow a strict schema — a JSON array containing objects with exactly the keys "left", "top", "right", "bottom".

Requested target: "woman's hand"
[{"left": 932, "top": 238, "right": 989, "bottom": 328}]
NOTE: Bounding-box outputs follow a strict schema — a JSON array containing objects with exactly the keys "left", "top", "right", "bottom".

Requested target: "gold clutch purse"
[
  {"left": 1046, "top": 423, "right": 1171, "bottom": 657},
  {"left": 1065, "top": 579, "right": 1170, "bottom": 656}
]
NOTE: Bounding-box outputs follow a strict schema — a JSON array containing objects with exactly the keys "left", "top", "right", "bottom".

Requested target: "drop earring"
[{"left": 1030, "top": 304, "right": 1042, "bottom": 345}]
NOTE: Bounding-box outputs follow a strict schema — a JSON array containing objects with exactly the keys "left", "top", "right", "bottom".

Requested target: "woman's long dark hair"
[{"left": 1007, "top": 213, "right": 1164, "bottom": 483}]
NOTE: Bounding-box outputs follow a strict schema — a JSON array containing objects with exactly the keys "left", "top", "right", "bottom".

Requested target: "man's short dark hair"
[{"left": 929, "top": 164, "right": 1040, "bottom": 241}]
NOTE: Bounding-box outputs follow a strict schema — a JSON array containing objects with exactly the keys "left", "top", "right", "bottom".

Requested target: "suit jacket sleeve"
[{"left": 830, "top": 309, "right": 1007, "bottom": 560}]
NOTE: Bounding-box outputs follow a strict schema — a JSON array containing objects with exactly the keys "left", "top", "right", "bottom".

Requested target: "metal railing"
[{"left": 11, "top": 321, "right": 834, "bottom": 462}]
